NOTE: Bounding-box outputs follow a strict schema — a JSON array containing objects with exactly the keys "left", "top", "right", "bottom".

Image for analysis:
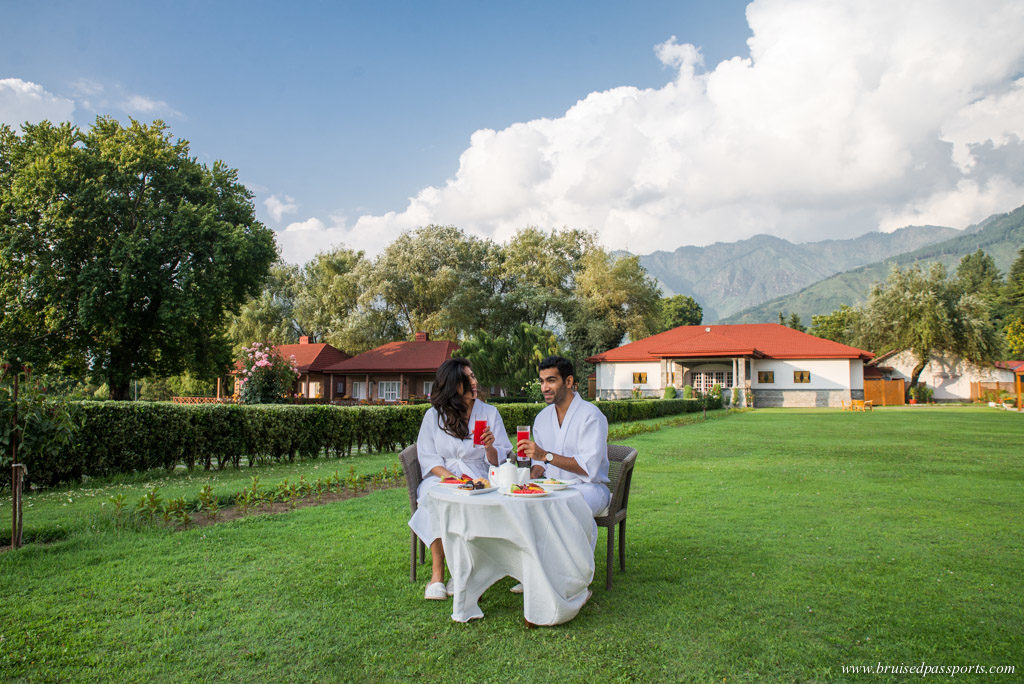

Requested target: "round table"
[{"left": 428, "top": 486, "right": 597, "bottom": 625}]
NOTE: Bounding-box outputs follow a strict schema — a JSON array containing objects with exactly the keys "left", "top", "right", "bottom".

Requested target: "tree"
[
  {"left": 293, "top": 246, "right": 366, "bottom": 346},
  {"left": 809, "top": 305, "right": 861, "bottom": 345},
  {"left": 0, "top": 118, "right": 277, "bottom": 399},
  {"left": 359, "top": 225, "right": 497, "bottom": 340},
  {"left": 460, "top": 323, "right": 559, "bottom": 395},
  {"left": 658, "top": 295, "right": 702, "bottom": 331},
  {"left": 563, "top": 248, "right": 662, "bottom": 369},
  {"left": 786, "top": 312, "right": 806, "bottom": 333},
  {"left": 1000, "top": 246, "right": 1024, "bottom": 323},
  {"left": 227, "top": 262, "right": 303, "bottom": 354},
  {"left": 955, "top": 249, "right": 1002, "bottom": 301},
  {"left": 856, "top": 263, "right": 1001, "bottom": 392},
  {"left": 1005, "top": 317, "right": 1024, "bottom": 358}
]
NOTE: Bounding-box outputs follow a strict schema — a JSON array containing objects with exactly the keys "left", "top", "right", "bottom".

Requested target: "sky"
[{"left": 3, "top": 0, "right": 1024, "bottom": 265}]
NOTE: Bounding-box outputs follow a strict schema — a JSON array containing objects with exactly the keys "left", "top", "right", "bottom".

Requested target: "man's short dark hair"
[{"left": 539, "top": 355, "right": 574, "bottom": 383}]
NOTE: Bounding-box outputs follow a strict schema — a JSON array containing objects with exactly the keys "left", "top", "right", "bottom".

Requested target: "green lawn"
[{"left": 1, "top": 407, "right": 1021, "bottom": 681}]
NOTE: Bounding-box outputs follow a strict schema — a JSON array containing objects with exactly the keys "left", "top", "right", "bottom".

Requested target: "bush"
[
  {"left": 682, "top": 385, "right": 693, "bottom": 399},
  {"left": 237, "top": 342, "right": 300, "bottom": 404},
  {"left": 11, "top": 395, "right": 716, "bottom": 488},
  {"left": 663, "top": 385, "right": 677, "bottom": 399},
  {"left": 1, "top": 363, "right": 78, "bottom": 488},
  {"left": 911, "top": 384, "right": 934, "bottom": 403}
]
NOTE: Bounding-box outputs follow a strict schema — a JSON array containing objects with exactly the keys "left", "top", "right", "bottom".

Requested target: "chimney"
[
  {"left": 299, "top": 336, "right": 310, "bottom": 344},
  {"left": 414, "top": 332, "right": 429, "bottom": 342}
]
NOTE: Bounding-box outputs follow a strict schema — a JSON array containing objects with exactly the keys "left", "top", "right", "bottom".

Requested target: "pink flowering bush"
[{"left": 236, "top": 342, "right": 299, "bottom": 404}]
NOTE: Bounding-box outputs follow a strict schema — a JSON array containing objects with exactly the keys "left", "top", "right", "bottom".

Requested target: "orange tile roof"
[
  {"left": 587, "top": 323, "right": 873, "bottom": 363},
  {"left": 323, "top": 339, "right": 459, "bottom": 373}
]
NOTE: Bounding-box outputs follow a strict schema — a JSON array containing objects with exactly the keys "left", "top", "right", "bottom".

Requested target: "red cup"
[
  {"left": 473, "top": 420, "right": 487, "bottom": 446},
  {"left": 516, "top": 425, "right": 530, "bottom": 461}
]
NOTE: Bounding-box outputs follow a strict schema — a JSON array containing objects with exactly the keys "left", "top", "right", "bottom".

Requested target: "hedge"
[{"left": 11, "top": 396, "right": 718, "bottom": 488}]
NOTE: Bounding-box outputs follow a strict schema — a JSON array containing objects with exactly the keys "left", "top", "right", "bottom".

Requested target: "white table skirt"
[{"left": 428, "top": 487, "right": 597, "bottom": 625}]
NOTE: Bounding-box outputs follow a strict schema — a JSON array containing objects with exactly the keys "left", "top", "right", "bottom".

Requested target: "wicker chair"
[
  {"left": 597, "top": 444, "right": 638, "bottom": 590},
  {"left": 400, "top": 444, "right": 427, "bottom": 582}
]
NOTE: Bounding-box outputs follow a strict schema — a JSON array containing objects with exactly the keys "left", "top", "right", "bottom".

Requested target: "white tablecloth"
[{"left": 428, "top": 487, "right": 597, "bottom": 625}]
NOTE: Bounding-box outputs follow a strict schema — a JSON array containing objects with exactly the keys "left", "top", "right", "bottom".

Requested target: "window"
[
  {"left": 693, "top": 370, "right": 734, "bottom": 393},
  {"left": 632, "top": 372, "right": 648, "bottom": 384},
  {"left": 351, "top": 381, "right": 365, "bottom": 400},
  {"left": 757, "top": 371, "right": 774, "bottom": 384},
  {"left": 378, "top": 381, "right": 400, "bottom": 401},
  {"left": 422, "top": 380, "right": 433, "bottom": 397},
  {"left": 793, "top": 371, "right": 810, "bottom": 383}
]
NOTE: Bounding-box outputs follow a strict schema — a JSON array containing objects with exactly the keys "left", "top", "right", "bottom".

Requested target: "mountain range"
[{"left": 633, "top": 204, "right": 1024, "bottom": 324}]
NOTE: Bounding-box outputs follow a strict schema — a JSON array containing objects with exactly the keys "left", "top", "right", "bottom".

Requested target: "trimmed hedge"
[{"left": 22, "top": 396, "right": 718, "bottom": 487}]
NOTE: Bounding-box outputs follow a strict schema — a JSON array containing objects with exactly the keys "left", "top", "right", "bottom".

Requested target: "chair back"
[
  {"left": 400, "top": 444, "right": 422, "bottom": 514},
  {"left": 603, "top": 444, "right": 638, "bottom": 521}
]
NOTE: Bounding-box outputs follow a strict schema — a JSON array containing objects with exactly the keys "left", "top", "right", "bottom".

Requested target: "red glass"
[
  {"left": 516, "top": 426, "right": 531, "bottom": 466},
  {"left": 473, "top": 420, "right": 486, "bottom": 446}
]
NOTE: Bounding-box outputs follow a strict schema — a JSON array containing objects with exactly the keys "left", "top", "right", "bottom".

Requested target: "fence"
[
  {"left": 864, "top": 378, "right": 905, "bottom": 406},
  {"left": 970, "top": 382, "right": 1017, "bottom": 402}
]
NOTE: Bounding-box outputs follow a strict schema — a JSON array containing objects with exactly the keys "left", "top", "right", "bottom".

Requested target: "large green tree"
[
  {"left": 658, "top": 294, "right": 702, "bottom": 331},
  {"left": 856, "top": 263, "right": 1001, "bottom": 392},
  {"left": 955, "top": 249, "right": 1002, "bottom": 301},
  {"left": 293, "top": 246, "right": 366, "bottom": 346},
  {"left": 460, "top": 323, "right": 559, "bottom": 395},
  {"left": 809, "top": 304, "right": 861, "bottom": 345},
  {"left": 359, "top": 225, "right": 498, "bottom": 340},
  {"left": 563, "top": 248, "right": 662, "bottom": 368},
  {"left": 0, "top": 118, "right": 276, "bottom": 399},
  {"left": 227, "top": 262, "right": 303, "bottom": 354}
]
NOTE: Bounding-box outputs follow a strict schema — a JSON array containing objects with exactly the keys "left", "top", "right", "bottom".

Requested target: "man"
[{"left": 518, "top": 355, "right": 611, "bottom": 516}]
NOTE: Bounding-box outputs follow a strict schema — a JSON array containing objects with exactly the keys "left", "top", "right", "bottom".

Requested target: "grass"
[{"left": 1, "top": 407, "right": 1021, "bottom": 681}]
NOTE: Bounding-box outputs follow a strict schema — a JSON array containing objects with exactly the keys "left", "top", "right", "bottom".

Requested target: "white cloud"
[
  {"left": 273, "top": 0, "right": 1024, "bottom": 264},
  {"left": 0, "top": 78, "right": 75, "bottom": 126},
  {"left": 123, "top": 94, "right": 181, "bottom": 118},
  {"left": 264, "top": 194, "right": 299, "bottom": 222}
]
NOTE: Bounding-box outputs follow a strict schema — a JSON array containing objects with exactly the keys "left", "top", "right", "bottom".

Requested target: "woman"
[{"left": 408, "top": 357, "right": 512, "bottom": 600}]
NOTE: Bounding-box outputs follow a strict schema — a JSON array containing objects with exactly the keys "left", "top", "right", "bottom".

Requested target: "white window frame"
[
  {"left": 422, "top": 380, "right": 433, "bottom": 397},
  {"left": 378, "top": 381, "right": 400, "bottom": 401},
  {"left": 693, "top": 370, "right": 734, "bottom": 393},
  {"left": 351, "top": 381, "right": 365, "bottom": 400}
]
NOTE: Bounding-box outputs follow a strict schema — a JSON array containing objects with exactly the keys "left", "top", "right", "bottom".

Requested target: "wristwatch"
[{"left": 544, "top": 452, "right": 554, "bottom": 463}]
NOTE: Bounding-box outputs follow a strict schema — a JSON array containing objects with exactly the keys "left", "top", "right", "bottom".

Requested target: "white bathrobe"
[
  {"left": 532, "top": 392, "right": 611, "bottom": 516},
  {"left": 408, "top": 400, "right": 512, "bottom": 544}
]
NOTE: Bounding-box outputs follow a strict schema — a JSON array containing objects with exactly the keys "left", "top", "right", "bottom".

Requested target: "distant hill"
[
  {"left": 719, "top": 204, "right": 1024, "bottom": 324},
  {"left": 633, "top": 224, "right": 959, "bottom": 321}
]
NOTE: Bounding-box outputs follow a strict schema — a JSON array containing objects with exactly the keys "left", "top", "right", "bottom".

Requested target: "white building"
[
  {"left": 587, "top": 323, "right": 874, "bottom": 408},
  {"left": 869, "top": 350, "right": 1020, "bottom": 402}
]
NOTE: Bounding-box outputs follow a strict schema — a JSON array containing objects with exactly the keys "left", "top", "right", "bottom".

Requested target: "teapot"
[{"left": 490, "top": 460, "right": 518, "bottom": 491}]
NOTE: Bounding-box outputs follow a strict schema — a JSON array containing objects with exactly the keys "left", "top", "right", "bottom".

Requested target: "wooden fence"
[
  {"left": 970, "top": 382, "right": 1017, "bottom": 402},
  {"left": 864, "top": 378, "right": 905, "bottom": 406}
]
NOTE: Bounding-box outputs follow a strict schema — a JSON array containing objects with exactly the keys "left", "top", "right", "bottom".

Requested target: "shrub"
[
  {"left": 682, "top": 385, "right": 693, "bottom": 399},
  {"left": 911, "top": 384, "right": 934, "bottom": 403},
  {"left": 663, "top": 385, "right": 677, "bottom": 399},
  {"left": 237, "top": 342, "right": 300, "bottom": 404}
]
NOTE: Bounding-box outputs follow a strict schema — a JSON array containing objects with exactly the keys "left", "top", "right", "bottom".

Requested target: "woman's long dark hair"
[{"left": 431, "top": 357, "right": 473, "bottom": 439}]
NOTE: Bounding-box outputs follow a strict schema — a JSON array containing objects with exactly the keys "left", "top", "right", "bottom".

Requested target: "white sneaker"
[
  {"left": 510, "top": 583, "right": 523, "bottom": 594},
  {"left": 424, "top": 582, "right": 448, "bottom": 600}
]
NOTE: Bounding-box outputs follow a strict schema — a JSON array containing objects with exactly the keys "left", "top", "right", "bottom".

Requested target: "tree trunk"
[
  {"left": 109, "top": 382, "right": 131, "bottom": 401},
  {"left": 907, "top": 360, "right": 926, "bottom": 401}
]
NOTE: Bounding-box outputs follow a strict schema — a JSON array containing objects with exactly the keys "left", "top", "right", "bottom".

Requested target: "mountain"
[
  {"left": 719, "top": 204, "right": 1024, "bottom": 324},
  {"left": 634, "top": 224, "right": 959, "bottom": 321}
]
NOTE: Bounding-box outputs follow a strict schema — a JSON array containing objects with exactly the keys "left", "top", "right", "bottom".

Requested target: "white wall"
[
  {"left": 883, "top": 351, "right": 1013, "bottom": 400},
  {"left": 751, "top": 359, "right": 854, "bottom": 391},
  {"left": 596, "top": 362, "right": 663, "bottom": 392}
]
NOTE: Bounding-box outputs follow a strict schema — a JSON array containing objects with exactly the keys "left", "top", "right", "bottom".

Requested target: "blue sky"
[{"left": 3, "top": 1, "right": 1024, "bottom": 264}]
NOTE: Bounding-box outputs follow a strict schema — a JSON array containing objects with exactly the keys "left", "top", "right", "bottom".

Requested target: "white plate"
[
  {"left": 530, "top": 479, "right": 568, "bottom": 491},
  {"left": 453, "top": 486, "right": 497, "bottom": 496},
  {"left": 438, "top": 481, "right": 472, "bottom": 488},
  {"left": 499, "top": 488, "right": 548, "bottom": 498}
]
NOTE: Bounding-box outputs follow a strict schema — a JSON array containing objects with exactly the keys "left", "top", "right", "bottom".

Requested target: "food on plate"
[
  {"left": 440, "top": 475, "right": 472, "bottom": 485},
  {"left": 510, "top": 483, "right": 546, "bottom": 495},
  {"left": 540, "top": 478, "right": 565, "bottom": 485},
  {"left": 457, "top": 478, "right": 491, "bottom": 490}
]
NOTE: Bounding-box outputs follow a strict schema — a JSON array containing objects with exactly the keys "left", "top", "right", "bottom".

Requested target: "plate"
[
  {"left": 530, "top": 478, "right": 568, "bottom": 491},
  {"left": 438, "top": 480, "right": 472, "bottom": 488},
  {"left": 453, "top": 486, "right": 497, "bottom": 496},
  {"left": 499, "top": 488, "right": 548, "bottom": 498}
]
